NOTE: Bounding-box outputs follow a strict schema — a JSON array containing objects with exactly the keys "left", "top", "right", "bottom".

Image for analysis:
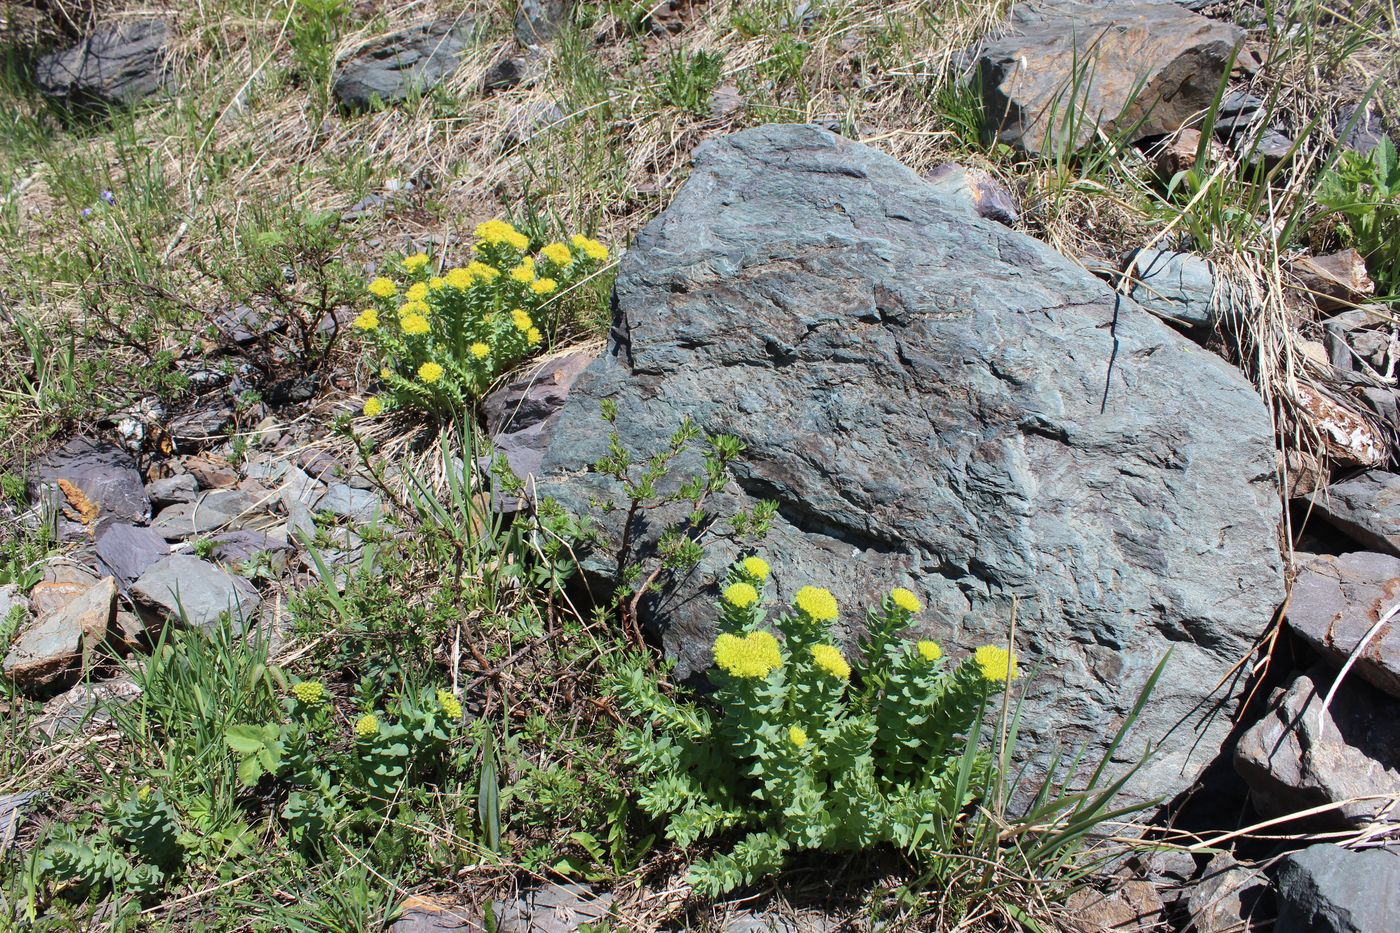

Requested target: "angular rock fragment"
[
  {"left": 130, "top": 555, "right": 261, "bottom": 633},
  {"left": 1287, "top": 551, "right": 1400, "bottom": 699},
  {"left": 35, "top": 20, "right": 170, "bottom": 107},
  {"left": 2, "top": 577, "right": 118, "bottom": 693},
  {"left": 1276, "top": 844, "right": 1400, "bottom": 933},
  {"left": 333, "top": 22, "right": 472, "bottom": 111}
]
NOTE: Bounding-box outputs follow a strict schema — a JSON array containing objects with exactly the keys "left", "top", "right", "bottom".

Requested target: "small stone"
[
  {"left": 1125, "top": 248, "right": 1224, "bottom": 337},
  {"left": 213, "top": 303, "right": 282, "bottom": 344},
  {"left": 1064, "top": 877, "right": 1165, "bottom": 932},
  {"left": 146, "top": 473, "right": 199, "bottom": 508},
  {"left": 1336, "top": 103, "right": 1393, "bottom": 156},
  {"left": 483, "top": 56, "right": 526, "bottom": 92},
  {"left": 2, "top": 577, "right": 118, "bottom": 693},
  {"left": 340, "top": 193, "right": 386, "bottom": 222},
  {"left": 169, "top": 404, "right": 234, "bottom": 447},
  {"left": 317, "top": 484, "right": 382, "bottom": 525},
  {"left": 1305, "top": 473, "right": 1400, "bottom": 558},
  {"left": 1234, "top": 668, "right": 1400, "bottom": 828},
  {"left": 35, "top": 20, "right": 170, "bottom": 107},
  {"left": 31, "top": 675, "right": 142, "bottom": 740},
  {"left": 1324, "top": 307, "right": 1392, "bottom": 374},
  {"left": 0, "top": 585, "right": 28, "bottom": 624},
  {"left": 923, "top": 163, "right": 1019, "bottom": 226},
  {"left": 1286, "top": 551, "right": 1400, "bottom": 699},
  {"left": 184, "top": 453, "right": 239, "bottom": 489},
  {"left": 1186, "top": 853, "right": 1272, "bottom": 933},
  {"left": 1150, "top": 127, "right": 1225, "bottom": 178},
  {"left": 491, "top": 883, "right": 615, "bottom": 933},
  {"left": 483, "top": 350, "right": 595, "bottom": 509},
  {"left": 1276, "top": 844, "right": 1400, "bottom": 933},
  {"left": 389, "top": 895, "right": 478, "bottom": 931},
  {"left": 201, "top": 530, "right": 292, "bottom": 573},
  {"left": 709, "top": 84, "right": 744, "bottom": 120},
  {"left": 130, "top": 554, "right": 261, "bottom": 633},
  {"left": 150, "top": 489, "right": 275, "bottom": 540},
  {"left": 1212, "top": 90, "right": 1265, "bottom": 136},
  {"left": 515, "top": 0, "right": 570, "bottom": 46},
  {"left": 31, "top": 437, "right": 151, "bottom": 525},
  {"left": 1240, "top": 127, "right": 1295, "bottom": 171},
  {"left": 1292, "top": 250, "right": 1375, "bottom": 313},
  {"left": 333, "top": 21, "right": 472, "bottom": 111},
  {"left": 94, "top": 522, "right": 171, "bottom": 588},
  {"left": 27, "top": 581, "right": 89, "bottom": 617},
  {"left": 41, "top": 560, "right": 102, "bottom": 588},
  {"left": 1, "top": 790, "right": 39, "bottom": 852}
]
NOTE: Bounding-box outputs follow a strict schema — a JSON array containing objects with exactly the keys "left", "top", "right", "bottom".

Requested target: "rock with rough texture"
[
  {"left": 169, "top": 404, "right": 233, "bottom": 447},
  {"left": 1186, "top": 853, "right": 1272, "bottom": 933},
  {"left": 150, "top": 489, "right": 276, "bottom": 540},
  {"left": 1125, "top": 248, "right": 1228, "bottom": 337},
  {"left": 146, "top": 473, "right": 198, "bottom": 508},
  {"left": 2, "top": 577, "right": 118, "bottom": 693},
  {"left": 537, "top": 124, "right": 1285, "bottom": 802},
  {"left": 1276, "top": 844, "right": 1400, "bottom": 933},
  {"left": 31, "top": 676, "right": 142, "bottom": 740},
  {"left": 317, "top": 483, "right": 382, "bottom": 525},
  {"left": 1287, "top": 552, "right": 1400, "bottom": 699},
  {"left": 1291, "top": 250, "right": 1375, "bottom": 314},
  {"left": 32, "top": 437, "right": 150, "bottom": 526},
  {"left": 515, "top": 0, "right": 570, "bottom": 45},
  {"left": 484, "top": 349, "right": 595, "bottom": 505},
  {"left": 130, "top": 555, "right": 261, "bottom": 633},
  {"left": 1306, "top": 473, "right": 1400, "bottom": 558},
  {"left": 1324, "top": 307, "right": 1392, "bottom": 375},
  {"left": 388, "top": 895, "right": 477, "bottom": 931},
  {"left": 333, "top": 22, "right": 472, "bottom": 111},
  {"left": 1234, "top": 668, "right": 1400, "bottom": 828},
  {"left": 1064, "top": 878, "right": 1166, "bottom": 932},
  {"left": 94, "top": 522, "right": 171, "bottom": 588},
  {"left": 1, "top": 790, "right": 38, "bottom": 852},
  {"left": 491, "top": 883, "right": 616, "bottom": 932},
  {"left": 923, "top": 163, "right": 1020, "bottom": 226},
  {"left": 975, "top": 2, "right": 1243, "bottom": 156},
  {"left": 0, "top": 585, "right": 27, "bottom": 624},
  {"left": 35, "top": 20, "right": 169, "bottom": 107}
]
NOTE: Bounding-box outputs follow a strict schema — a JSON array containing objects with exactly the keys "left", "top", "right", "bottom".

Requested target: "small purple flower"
[
  {"left": 81, "top": 207, "right": 92, "bottom": 218},
  {"left": 100, "top": 190, "right": 115, "bottom": 205}
]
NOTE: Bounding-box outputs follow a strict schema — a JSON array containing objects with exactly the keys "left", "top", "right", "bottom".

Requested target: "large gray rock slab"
[
  {"left": 150, "top": 488, "right": 277, "bottom": 540},
  {"left": 130, "top": 555, "right": 261, "bottom": 633},
  {"left": 975, "top": 2, "right": 1244, "bottom": 156},
  {"left": 2, "top": 577, "right": 117, "bottom": 693},
  {"left": 1287, "top": 552, "right": 1400, "bottom": 699},
  {"left": 1234, "top": 668, "right": 1400, "bottom": 828},
  {"left": 484, "top": 349, "right": 594, "bottom": 506},
  {"left": 31, "top": 437, "right": 150, "bottom": 526},
  {"left": 35, "top": 20, "right": 169, "bottom": 107},
  {"left": 536, "top": 124, "right": 1285, "bottom": 802},
  {"left": 1306, "top": 472, "right": 1400, "bottom": 557},
  {"left": 1276, "top": 844, "right": 1400, "bottom": 933},
  {"left": 333, "top": 22, "right": 471, "bottom": 111},
  {"left": 94, "top": 522, "right": 170, "bottom": 588}
]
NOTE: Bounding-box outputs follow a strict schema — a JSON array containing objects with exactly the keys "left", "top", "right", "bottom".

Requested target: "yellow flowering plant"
[
  {"left": 611, "top": 558, "right": 1029, "bottom": 895},
  {"left": 354, "top": 220, "right": 609, "bottom": 416}
]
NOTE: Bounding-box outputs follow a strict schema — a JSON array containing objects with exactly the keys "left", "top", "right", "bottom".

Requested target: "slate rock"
[
  {"left": 515, "top": 0, "right": 570, "bottom": 45},
  {"left": 169, "top": 404, "right": 233, "bottom": 447},
  {"left": 27, "top": 581, "right": 88, "bottom": 618},
  {"left": 483, "top": 56, "right": 527, "bottom": 92},
  {"left": 490, "top": 883, "right": 616, "bottom": 932},
  {"left": 32, "top": 437, "right": 150, "bottom": 525},
  {"left": 723, "top": 910, "right": 837, "bottom": 932},
  {"left": 1336, "top": 103, "right": 1393, "bottom": 156},
  {"left": 389, "top": 895, "right": 478, "bottom": 930},
  {"left": 150, "top": 489, "right": 276, "bottom": 540},
  {"left": 31, "top": 675, "right": 142, "bottom": 740},
  {"left": 201, "top": 531, "right": 292, "bottom": 575},
  {"left": 1306, "top": 473, "right": 1400, "bottom": 557},
  {"left": 1286, "top": 551, "right": 1400, "bottom": 699},
  {"left": 130, "top": 555, "right": 261, "bottom": 633},
  {"left": 0, "top": 584, "right": 27, "bottom": 624},
  {"left": 1234, "top": 668, "right": 1400, "bottom": 828},
  {"left": 923, "top": 163, "right": 1020, "bottom": 226},
  {"left": 1, "top": 790, "right": 38, "bottom": 852},
  {"left": 333, "top": 22, "right": 472, "bottom": 111},
  {"left": 94, "top": 522, "right": 170, "bottom": 588},
  {"left": 1125, "top": 248, "right": 1228, "bottom": 337},
  {"left": 35, "top": 19, "right": 169, "bottom": 107},
  {"left": 317, "top": 483, "right": 382, "bottom": 524},
  {"left": 484, "top": 349, "right": 595, "bottom": 507},
  {"left": 975, "top": 2, "right": 1243, "bottom": 155},
  {"left": 146, "top": 473, "right": 199, "bottom": 508},
  {"left": 1291, "top": 250, "right": 1375, "bottom": 313},
  {"left": 536, "top": 124, "right": 1285, "bottom": 803},
  {"left": 2, "top": 577, "right": 118, "bottom": 693},
  {"left": 1276, "top": 844, "right": 1400, "bottom": 933},
  {"left": 1186, "top": 853, "right": 1272, "bottom": 933},
  {"left": 184, "top": 453, "right": 239, "bottom": 489},
  {"left": 1063, "top": 878, "right": 1165, "bottom": 932},
  {"left": 41, "top": 560, "right": 102, "bottom": 588},
  {"left": 1323, "top": 307, "right": 1391, "bottom": 375}
]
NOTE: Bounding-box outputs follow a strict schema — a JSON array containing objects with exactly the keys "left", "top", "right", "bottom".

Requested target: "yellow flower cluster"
[
  {"left": 810, "top": 643, "right": 851, "bottom": 680},
  {"left": 471, "top": 342, "right": 491, "bottom": 360},
  {"left": 476, "top": 219, "right": 530, "bottom": 251},
  {"left": 531, "top": 278, "right": 557, "bottom": 295},
  {"left": 510, "top": 260, "right": 536, "bottom": 284},
  {"left": 713, "top": 630, "right": 782, "bottom": 679},
  {"left": 444, "top": 267, "right": 473, "bottom": 289},
  {"left": 353, "top": 309, "right": 379, "bottom": 331},
  {"left": 367, "top": 277, "right": 396, "bottom": 298},
  {"left": 362, "top": 397, "right": 384, "bottom": 417},
  {"left": 570, "top": 233, "right": 609, "bottom": 262},
  {"left": 512, "top": 309, "right": 533, "bottom": 331},
  {"left": 437, "top": 689, "right": 463, "bottom": 720},
  {"left": 741, "top": 556, "right": 770, "bottom": 580},
  {"left": 974, "top": 645, "right": 1019, "bottom": 683},
  {"left": 541, "top": 242, "right": 572, "bottom": 266},
  {"left": 723, "top": 582, "right": 758, "bottom": 609},
  {"left": 418, "top": 361, "right": 444, "bottom": 384},
  {"left": 788, "top": 725, "right": 808, "bottom": 748},
  {"left": 890, "top": 587, "right": 922, "bottom": 613},
  {"left": 291, "top": 680, "right": 325, "bottom": 704},
  {"left": 469, "top": 261, "right": 500, "bottom": 281},
  {"left": 794, "top": 586, "right": 839, "bottom": 622},
  {"left": 355, "top": 713, "right": 379, "bottom": 737},
  {"left": 402, "top": 253, "right": 430, "bottom": 273},
  {"left": 916, "top": 640, "right": 942, "bottom": 662}
]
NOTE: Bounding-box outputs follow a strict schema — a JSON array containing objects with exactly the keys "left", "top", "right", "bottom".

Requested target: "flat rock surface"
[
  {"left": 1306, "top": 471, "right": 1400, "bottom": 557},
  {"left": 1287, "top": 551, "right": 1400, "bottom": 699},
  {"left": 35, "top": 19, "right": 169, "bottom": 106},
  {"left": 333, "top": 22, "right": 471, "bottom": 111},
  {"left": 1276, "top": 844, "right": 1400, "bottom": 933},
  {"left": 150, "top": 488, "right": 277, "bottom": 540},
  {"left": 130, "top": 554, "right": 261, "bottom": 632},
  {"left": 31, "top": 676, "right": 142, "bottom": 740},
  {"left": 32, "top": 437, "right": 150, "bottom": 525},
  {"left": 976, "top": 1, "right": 1243, "bottom": 155},
  {"left": 484, "top": 349, "right": 595, "bottom": 505},
  {"left": 1234, "top": 668, "right": 1400, "bottom": 828},
  {"left": 95, "top": 521, "right": 171, "bottom": 588},
  {"left": 2, "top": 577, "right": 117, "bottom": 693},
  {"left": 537, "top": 124, "right": 1285, "bottom": 803}
]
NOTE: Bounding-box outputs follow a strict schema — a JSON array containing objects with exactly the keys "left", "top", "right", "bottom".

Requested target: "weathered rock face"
[
  {"left": 3, "top": 577, "right": 118, "bottom": 693},
  {"left": 1234, "top": 668, "right": 1400, "bottom": 828},
  {"left": 537, "top": 125, "right": 1285, "bottom": 801},
  {"left": 484, "top": 349, "right": 594, "bottom": 506},
  {"left": 32, "top": 437, "right": 151, "bottom": 526},
  {"left": 1306, "top": 473, "right": 1400, "bottom": 558},
  {"left": 975, "top": 2, "right": 1243, "bottom": 156},
  {"left": 1276, "top": 845, "right": 1400, "bottom": 933},
  {"left": 333, "top": 22, "right": 471, "bottom": 111},
  {"left": 35, "top": 20, "right": 170, "bottom": 107},
  {"left": 130, "top": 554, "right": 261, "bottom": 633},
  {"left": 1287, "top": 552, "right": 1400, "bottom": 699}
]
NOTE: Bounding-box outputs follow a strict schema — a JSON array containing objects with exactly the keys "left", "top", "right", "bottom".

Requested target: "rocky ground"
[{"left": 1, "top": 0, "right": 1399, "bottom": 930}]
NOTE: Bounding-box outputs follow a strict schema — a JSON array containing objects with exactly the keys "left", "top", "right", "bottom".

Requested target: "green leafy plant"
[
  {"left": 290, "top": 0, "right": 352, "bottom": 116},
  {"left": 353, "top": 220, "right": 609, "bottom": 417},
  {"left": 41, "top": 788, "right": 185, "bottom": 903},
  {"left": 613, "top": 556, "right": 1159, "bottom": 898},
  {"left": 1316, "top": 135, "right": 1400, "bottom": 294},
  {"left": 654, "top": 50, "right": 725, "bottom": 117}
]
